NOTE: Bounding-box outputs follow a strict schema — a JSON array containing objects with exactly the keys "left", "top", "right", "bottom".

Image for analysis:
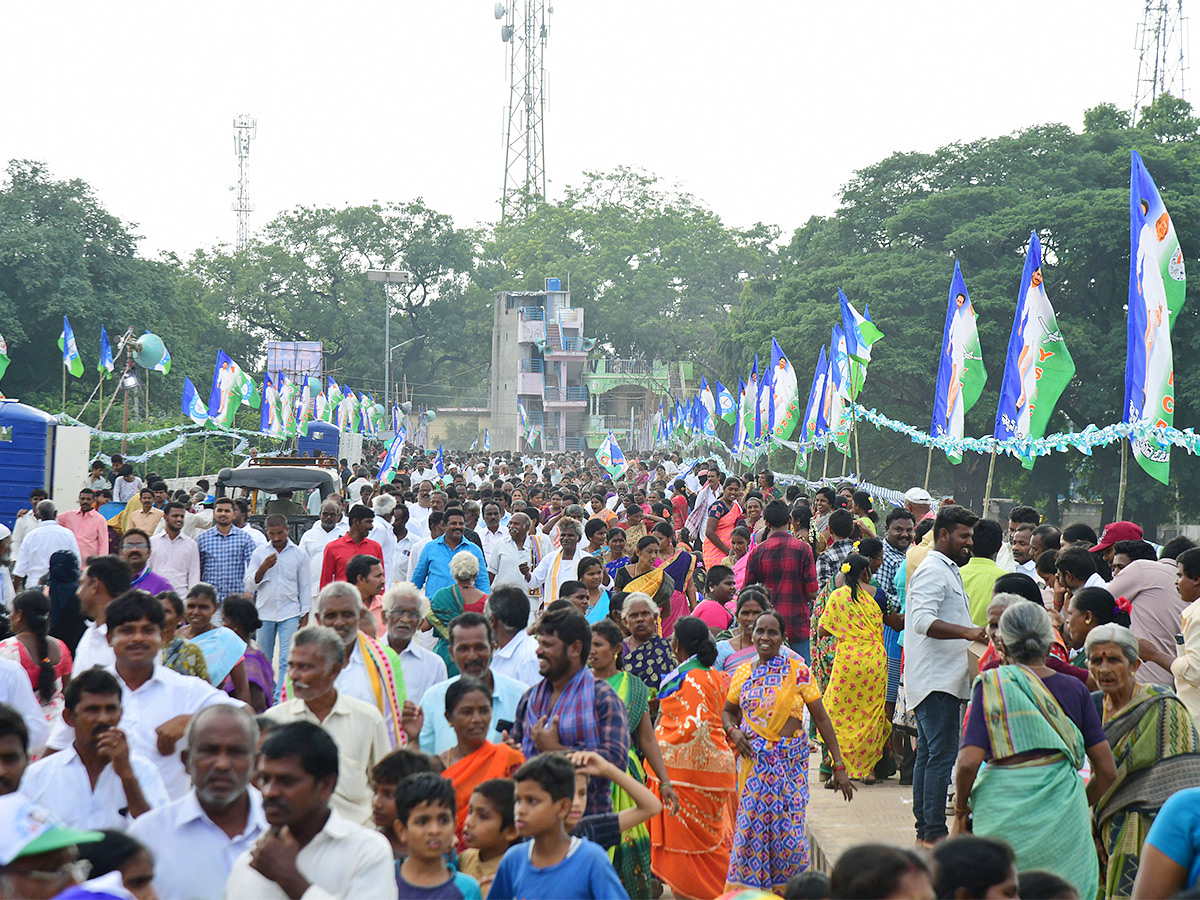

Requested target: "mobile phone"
[
  {"left": 497, "top": 719, "right": 515, "bottom": 734},
  {"left": 1177, "top": 633, "right": 1186, "bottom": 646}
]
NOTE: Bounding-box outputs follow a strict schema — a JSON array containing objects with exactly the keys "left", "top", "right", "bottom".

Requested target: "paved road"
[{"left": 805, "top": 753, "right": 917, "bottom": 872}]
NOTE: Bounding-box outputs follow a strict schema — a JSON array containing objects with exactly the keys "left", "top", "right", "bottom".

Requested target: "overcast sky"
[{"left": 3, "top": 1, "right": 1154, "bottom": 258}]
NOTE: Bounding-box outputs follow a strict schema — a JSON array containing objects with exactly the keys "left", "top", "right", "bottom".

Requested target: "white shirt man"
[
  {"left": 488, "top": 531, "right": 551, "bottom": 594},
  {"left": 490, "top": 627, "right": 541, "bottom": 687},
  {"left": 150, "top": 525, "right": 201, "bottom": 595},
  {"left": 0, "top": 657, "right": 50, "bottom": 752},
  {"left": 13, "top": 512, "right": 81, "bottom": 587},
  {"left": 299, "top": 515, "right": 349, "bottom": 603},
  {"left": 394, "top": 530, "right": 418, "bottom": 584},
  {"left": 368, "top": 500, "right": 399, "bottom": 587},
  {"left": 245, "top": 539, "right": 312, "bottom": 625},
  {"left": 529, "top": 544, "right": 583, "bottom": 606},
  {"left": 45, "top": 663, "right": 240, "bottom": 799}
]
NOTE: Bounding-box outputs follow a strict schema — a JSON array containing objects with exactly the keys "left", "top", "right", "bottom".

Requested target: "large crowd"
[{"left": 0, "top": 448, "right": 1199, "bottom": 900}]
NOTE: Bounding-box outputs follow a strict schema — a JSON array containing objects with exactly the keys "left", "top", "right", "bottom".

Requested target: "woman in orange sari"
[
  {"left": 438, "top": 676, "right": 524, "bottom": 847},
  {"left": 703, "top": 476, "right": 744, "bottom": 571},
  {"left": 648, "top": 616, "right": 737, "bottom": 900}
]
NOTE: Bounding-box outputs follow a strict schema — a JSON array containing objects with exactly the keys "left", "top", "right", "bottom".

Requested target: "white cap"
[
  {"left": 904, "top": 487, "right": 933, "bottom": 505},
  {"left": 0, "top": 523, "right": 10, "bottom": 542}
]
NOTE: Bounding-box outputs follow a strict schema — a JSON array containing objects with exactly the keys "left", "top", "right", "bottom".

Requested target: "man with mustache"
[
  {"left": 264, "top": 626, "right": 390, "bottom": 826},
  {"left": 20, "top": 667, "right": 168, "bottom": 830},
  {"left": 225, "top": 720, "right": 397, "bottom": 900},
  {"left": 130, "top": 704, "right": 267, "bottom": 900}
]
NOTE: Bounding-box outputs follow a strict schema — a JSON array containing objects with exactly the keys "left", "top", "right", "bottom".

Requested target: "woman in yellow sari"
[
  {"left": 613, "top": 536, "right": 675, "bottom": 622},
  {"left": 703, "top": 476, "right": 745, "bottom": 571},
  {"left": 818, "top": 552, "right": 891, "bottom": 783},
  {"left": 653, "top": 523, "right": 696, "bottom": 638},
  {"left": 439, "top": 676, "right": 524, "bottom": 847},
  {"left": 649, "top": 616, "right": 737, "bottom": 900},
  {"left": 722, "top": 610, "right": 854, "bottom": 892}
]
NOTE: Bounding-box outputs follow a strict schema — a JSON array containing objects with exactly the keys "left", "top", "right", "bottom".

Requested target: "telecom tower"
[
  {"left": 494, "top": 1, "right": 550, "bottom": 221},
  {"left": 232, "top": 115, "right": 257, "bottom": 251},
  {"left": 1132, "top": 1, "right": 1189, "bottom": 123}
]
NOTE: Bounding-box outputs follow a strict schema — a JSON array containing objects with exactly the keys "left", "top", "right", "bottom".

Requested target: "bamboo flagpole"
[
  {"left": 1116, "top": 438, "right": 1129, "bottom": 520},
  {"left": 982, "top": 447, "right": 998, "bottom": 517},
  {"left": 923, "top": 445, "right": 934, "bottom": 492}
]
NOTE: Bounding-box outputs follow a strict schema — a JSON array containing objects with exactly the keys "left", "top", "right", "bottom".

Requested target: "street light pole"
[{"left": 365, "top": 269, "right": 414, "bottom": 415}]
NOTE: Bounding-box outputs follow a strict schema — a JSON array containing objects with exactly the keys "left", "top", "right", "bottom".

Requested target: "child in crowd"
[
  {"left": 460, "top": 779, "right": 520, "bottom": 898},
  {"left": 394, "top": 773, "right": 482, "bottom": 899},
  {"left": 488, "top": 754, "right": 630, "bottom": 899},
  {"left": 565, "top": 750, "right": 662, "bottom": 850},
  {"left": 373, "top": 749, "right": 440, "bottom": 859}
]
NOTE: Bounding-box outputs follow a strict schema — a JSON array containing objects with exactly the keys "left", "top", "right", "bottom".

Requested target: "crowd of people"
[{"left": 1, "top": 447, "right": 1199, "bottom": 899}]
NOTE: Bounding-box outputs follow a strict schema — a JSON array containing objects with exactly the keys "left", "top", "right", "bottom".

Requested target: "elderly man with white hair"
[
  {"left": 263, "top": 625, "right": 391, "bottom": 825},
  {"left": 12, "top": 500, "right": 80, "bottom": 590},
  {"left": 369, "top": 493, "right": 400, "bottom": 587},
  {"left": 309, "top": 581, "right": 410, "bottom": 748},
  {"left": 380, "top": 583, "right": 446, "bottom": 707}
]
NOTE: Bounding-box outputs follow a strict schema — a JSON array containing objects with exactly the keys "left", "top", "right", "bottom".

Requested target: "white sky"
[{"left": 2, "top": 1, "right": 1150, "bottom": 258}]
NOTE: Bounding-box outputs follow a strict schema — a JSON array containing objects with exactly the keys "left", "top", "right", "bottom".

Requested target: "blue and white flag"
[
  {"left": 182, "top": 377, "right": 210, "bottom": 425},
  {"left": 433, "top": 444, "right": 445, "bottom": 479},
  {"left": 715, "top": 381, "right": 736, "bottom": 425},
  {"left": 379, "top": 431, "right": 406, "bottom": 484},
  {"left": 597, "top": 432, "right": 625, "bottom": 476},
  {"left": 98, "top": 325, "right": 114, "bottom": 379},
  {"left": 152, "top": 343, "right": 171, "bottom": 374},
  {"left": 733, "top": 378, "right": 747, "bottom": 454},
  {"left": 470, "top": 436, "right": 479, "bottom": 451},
  {"left": 931, "top": 262, "right": 987, "bottom": 464},
  {"left": 59, "top": 316, "right": 84, "bottom": 377},
  {"left": 802, "top": 345, "right": 828, "bottom": 445},
  {"left": 483, "top": 428, "right": 490, "bottom": 451}
]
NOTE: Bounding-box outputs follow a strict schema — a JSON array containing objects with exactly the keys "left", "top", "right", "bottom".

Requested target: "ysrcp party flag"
[
  {"left": 597, "top": 432, "right": 626, "bottom": 477},
  {"left": 826, "top": 326, "right": 852, "bottom": 454},
  {"left": 484, "top": 428, "right": 490, "bottom": 451},
  {"left": 840, "top": 289, "right": 883, "bottom": 398},
  {"left": 803, "top": 345, "right": 828, "bottom": 445},
  {"left": 297, "top": 376, "right": 315, "bottom": 432},
  {"left": 98, "top": 325, "right": 114, "bottom": 379},
  {"left": 733, "top": 378, "right": 748, "bottom": 455},
  {"left": 260, "top": 372, "right": 278, "bottom": 434},
  {"left": 59, "top": 316, "right": 84, "bottom": 378},
  {"left": 207, "top": 350, "right": 244, "bottom": 428},
  {"left": 182, "top": 377, "right": 210, "bottom": 425},
  {"left": 698, "top": 378, "right": 717, "bottom": 438},
  {"left": 0, "top": 332, "right": 9, "bottom": 383},
  {"left": 994, "top": 232, "right": 1075, "bottom": 469},
  {"left": 379, "top": 431, "right": 406, "bottom": 484},
  {"left": 715, "top": 382, "right": 737, "bottom": 425},
  {"left": 741, "top": 356, "right": 759, "bottom": 443},
  {"left": 433, "top": 444, "right": 445, "bottom": 479},
  {"left": 1125, "top": 150, "right": 1187, "bottom": 484},
  {"left": 151, "top": 340, "right": 171, "bottom": 374},
  {"left": 756, "top": 355, "right": 773, "bottom": 446},
  {"left": 932, "top": 262, "right": 987, "bottom": 464},
  {"left": 769, "top": 338, "right": 800, "bottom": 441}
]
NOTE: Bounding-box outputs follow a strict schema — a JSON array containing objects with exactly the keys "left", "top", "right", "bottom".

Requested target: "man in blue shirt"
[
  {"left": 417, "top": 612, "right": 527, "bottom": 754},
  {"left": 411, "top": 509, "right": 489, "bottom": 598},
  {"left": 196, "top": 497, "right": 255, "bottom": 603}
]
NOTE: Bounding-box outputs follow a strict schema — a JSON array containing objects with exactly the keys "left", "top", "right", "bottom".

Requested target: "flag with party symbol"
[
  {"left": 98, "top": 325, "right": 114, "bottom": 379},
  {"left": 1125, "top": 150, "right": 1187, "bottom": 484},
  {"left": 182, "top": 377, "right": 210, "bottom": 425},
  {"left": 597, "top": 432, "right": 626, "bottom": 477},
  {"left": 769, "top": 338, "right": 800, "bottom": 441},
  {"left": 802, "top": 345, "right": 828, "bottom": 447},
  {"left": 59, "top": 316, "right": 84, "bottom": 377},
  {"left": 151, "top": 339, "right": 171, "bottom": 374},
  {"left": 993, "top": 231, "right": 1076, "bottom": 469},
  {"left": 931, "top": 262, "right": 987, "bottom": 464},
  {"left": 839, "top": 289, "right": 883, "bottom": 398},
  {"left": 715, "top": 382, "right": 736, "bottom": 425}
]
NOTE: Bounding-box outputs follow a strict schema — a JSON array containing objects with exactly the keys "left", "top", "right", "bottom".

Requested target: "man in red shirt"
[
  {"left": 320, "top": 504, "right": 383, "bottom": 587},
  {"left": 743, "top": 499, "right": 819, "bottom": 662}
]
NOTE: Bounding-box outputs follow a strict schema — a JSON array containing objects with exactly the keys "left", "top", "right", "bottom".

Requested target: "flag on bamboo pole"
[
  {"left": 756, "top": 354, "right": 773, "bottom": 449},
  {"left": 59, "top": 316, "right": 84, "bottom": 377},
  {"left": 715, "top": 382, "right": 736, "bottom": 425},
  {"left": 98, "top": 326, "right": 114, "bottom": 379},
  {"left": 379, "top": 431, "right": 406, "bottom": 484},
  {"left": 769, "top": 338, "right": 800, "bottom": 441},
  {"left": 931, "top": 262, "right": 987, "bottom": 464},
  {"left": 839, "top": 289, "right": 883, "bottom": 398},
  {"left": 826, "top": 326, "right": 851, "bottom": 454},
  {"left": 182, "top": 377, "right": 209, "bottom": 425},
  {"left": 741, "top": 356, "right": 759, "bottom": 442},
  {"left": 597, "top": 432, "right": 625, "bottom": 476},
  {"left": 994, "top": 231, "right": 1075, "bottom": 469},
  {"left": 1125, "top": 150, "right": 1187, "bottom": 484},
  {"left": 206, "top": 351, "right": 245, "bottom": 428},
  {"left": 802, "top": 345, "right": 828, "bottom": 446},
  {"left": 470, "top": 436, "right": 478, "bottom": 451},
  {"left": 297, "top": 376, "right": 315, "bottom": 432},
  {"left": 0, "top": 332, "right": 9, "bottom": 384}
]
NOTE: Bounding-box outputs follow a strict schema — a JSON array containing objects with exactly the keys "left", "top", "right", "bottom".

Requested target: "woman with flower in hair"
[{"left": 817, "top": 550, "right": 893, "bottom": 784}]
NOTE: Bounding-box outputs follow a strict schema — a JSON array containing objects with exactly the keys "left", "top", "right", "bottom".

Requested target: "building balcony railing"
[
  {"left": 518, "top": 306, "right": 545, "bottom": 321},
  {"left": 518, "top": 358, "right": 544, "bottom": 372},
  {"left": 543, "top": 386, "right": 588, "bottom": 403}
]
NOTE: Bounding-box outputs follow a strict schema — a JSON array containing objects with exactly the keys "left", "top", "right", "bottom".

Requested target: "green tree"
[{"left": 724, "top": 98, "right": 1200, "bottom": 532}]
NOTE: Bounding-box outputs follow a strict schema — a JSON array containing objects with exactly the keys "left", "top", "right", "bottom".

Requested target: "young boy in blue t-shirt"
[
  {"left": 488, "top": 755, "right": 629, "bottom": 900},
  {"left": 394, "top": 773, "right": 482, "bottom": 900}
]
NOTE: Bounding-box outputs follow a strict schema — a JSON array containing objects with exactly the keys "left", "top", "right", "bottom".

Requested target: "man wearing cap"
[
  {"left": 0, "top": 794, "right": 103, "bottom": 900},
  {"left": 904, "top": 487, "right": 934, "bottom": 522},
  {"left": 1093, "top": 521, "right": 1145, "bottom": 568}
]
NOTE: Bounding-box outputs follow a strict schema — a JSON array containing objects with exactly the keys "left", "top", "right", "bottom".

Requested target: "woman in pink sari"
[
  {"left": 654, "top": 522, "right": 697, "bottom": 637},
  {"left": 703, "top": 475, "right": 744, "bottom": 571}
]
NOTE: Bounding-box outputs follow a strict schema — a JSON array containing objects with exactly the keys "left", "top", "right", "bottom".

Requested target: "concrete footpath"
[{"left": 805, "top": 754, "right": 916, "bottom": 872}]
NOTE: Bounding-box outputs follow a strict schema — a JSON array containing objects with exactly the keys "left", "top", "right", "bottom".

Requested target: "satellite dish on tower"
[
  {"left": 132, "top": 333, "right": 167, "bottom": 369},
  {"left": 494, "top": 2, "right": 506, "bottom": 18},
  {"left": 501, "top": 24, "right": 513, "bottom": 41}
]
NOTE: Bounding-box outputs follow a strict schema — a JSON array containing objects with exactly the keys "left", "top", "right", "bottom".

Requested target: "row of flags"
[
  {"left": 658, "top": 151, "right": 1184, "bottom": 485},
  {"left": 54, "top": 318, "right": 172, "bottom": 380}
]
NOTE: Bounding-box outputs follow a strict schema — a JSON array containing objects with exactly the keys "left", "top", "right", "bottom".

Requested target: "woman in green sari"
[
  {"left": 1087, "top": 624, "right": 1200, "bottom": 900},
  {"left": 955, "top": 602, "right": 1117, "bottom": 900},
  {"left": 589, "top": 618, "right": 678, "bottom": 899},
  {"left": 426, "top": 550, "right": 489, "bottom": 676}
]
